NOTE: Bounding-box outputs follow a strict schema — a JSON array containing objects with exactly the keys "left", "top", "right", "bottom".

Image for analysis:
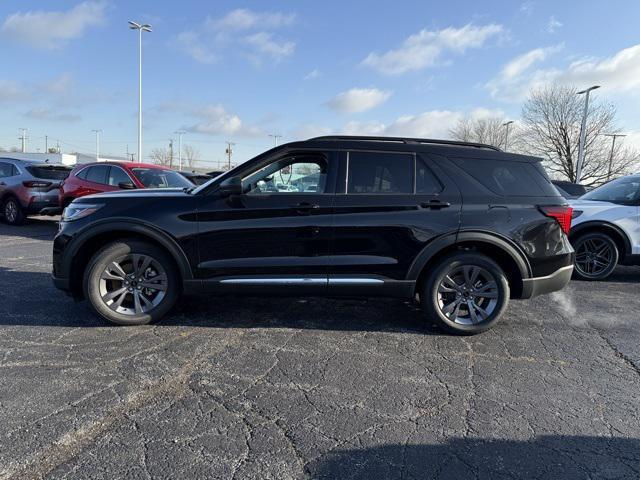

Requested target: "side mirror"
[
  {"left": 218, "top": 176, "right": 243, "bottom": 196},
  {"left": 118, "top": 181, "right": 137, "bottom": 190}
]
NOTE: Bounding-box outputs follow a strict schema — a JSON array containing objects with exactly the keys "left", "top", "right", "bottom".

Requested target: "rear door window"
[
  {"left": 416, "top": 157, "right": 443, "bottom": 194},
  {"left": 108, "top": 166, "right": 132, "bottom": 186},
  {"left": 347, "top": 152, "right": 413, "bottom": 194},
  {"left": 453, "top": 157, "right": 558, "bottom": 196},
  {"left": 85, "top": 165, "right": 109, "bottom": 184}
]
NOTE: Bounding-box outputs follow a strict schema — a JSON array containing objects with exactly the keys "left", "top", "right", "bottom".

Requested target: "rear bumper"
[{"left": 520, "top": 264, "right": 573, "bottom": 299}]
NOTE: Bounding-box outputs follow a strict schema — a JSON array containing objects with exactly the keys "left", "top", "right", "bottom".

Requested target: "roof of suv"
[{"left": 271, "top": 136, "right": 543, "bottom": 163}]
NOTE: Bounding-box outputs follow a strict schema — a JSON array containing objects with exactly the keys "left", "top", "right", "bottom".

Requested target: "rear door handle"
[
  {"left": 421, "top": 200, "right": 451, "bottom": 210},
  {"left": 293, "top": 202, "right": 320, "bottom": 214}
]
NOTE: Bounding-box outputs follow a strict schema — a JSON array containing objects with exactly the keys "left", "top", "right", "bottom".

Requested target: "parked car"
[
  {"left": 0, "top": 158, "right": 72, "bottom": 225},
  {"left": 569, "top": 174, "right": 640, "bottom": 280},
  {"left": 179, "top": 170, "right": 213, "bottom": 186},
  {"left": 552, "top": 180, "right": 588, "bottom": 199},
  {"left": 52, "top": 136, "right": 574, "bottom": 334},
  {"left": 59, "top": 161, "right": 193, "bottom": 207}
]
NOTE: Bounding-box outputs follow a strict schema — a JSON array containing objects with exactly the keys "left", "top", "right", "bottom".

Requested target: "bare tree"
[
  {"left": 150, "top": 147, "right": 173, "bottom": 167},
  {"left": 450, "top": 116, "right": 514, "bottom": 149},
  {"left": 520, "top": 84, "right": 638, "bottom": 185},
  {"left": 182, "top": 144, "right": 199, "bottom": 168}
]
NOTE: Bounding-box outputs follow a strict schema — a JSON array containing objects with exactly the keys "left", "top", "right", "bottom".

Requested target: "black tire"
[
  {"left": 3, "top": 196, "right": 26, "bottom": 226},
  {"left": 421, "top": 252, "right": 510, "bottom": 335},
  {"left": 572, "top": 232, "right": 619, "bottom": 281},
  {"left": 84, "top": 240, "right": 180, "bottom": 325}
]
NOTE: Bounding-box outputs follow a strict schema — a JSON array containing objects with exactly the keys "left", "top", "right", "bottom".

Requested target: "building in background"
[{"left": 0, "top": 152, "right": 129, "bottom": 166}]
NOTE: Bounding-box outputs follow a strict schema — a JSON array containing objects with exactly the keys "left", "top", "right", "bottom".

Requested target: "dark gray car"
[{"left": 0, "top": 158, "right": 71, "bottom": 225}]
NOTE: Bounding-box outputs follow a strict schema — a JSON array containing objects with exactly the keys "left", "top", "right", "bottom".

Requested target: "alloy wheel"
[
  {"left": 5, "top": 201, "right": 18, "bottom": 223},
  {"left": 98, "top": 254, "right": 168, "bottom": 316},
  {"left": 437, "top": 265, "right": 499, "bottom": 325},
  {"left": 574, "top": 237, "right": 614, "bottom": 278}
]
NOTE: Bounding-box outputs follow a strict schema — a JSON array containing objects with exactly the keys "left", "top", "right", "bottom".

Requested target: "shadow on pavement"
[
  {"left": 0, "top": 267, "right": 436, "bottom": 334},
  {"left": 307, "top": 435, "right": 640, "bottom": 479},
  {"left": 0, "top": 216, "right": 59, "bottom": 240}
]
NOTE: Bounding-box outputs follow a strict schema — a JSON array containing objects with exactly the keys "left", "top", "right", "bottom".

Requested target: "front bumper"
[{"left": 520, "top": 264, "right": 574, "bottom": 299}]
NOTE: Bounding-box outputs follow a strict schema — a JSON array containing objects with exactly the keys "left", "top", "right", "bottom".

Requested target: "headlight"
[{"left": 62, "top": 203, "right": 104, "bottom": 222}]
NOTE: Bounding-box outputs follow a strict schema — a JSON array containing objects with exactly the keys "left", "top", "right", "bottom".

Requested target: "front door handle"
[
  {"left": 421, "top": 200, "right": 451, "bottom": 210},
  {"left": 293, "top": 202, "right": 320, "bottom": 214}
]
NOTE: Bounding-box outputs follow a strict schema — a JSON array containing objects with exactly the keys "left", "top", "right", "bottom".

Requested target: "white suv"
[{"left": 569, "top": 174, "right": 640, "bottom": 280}]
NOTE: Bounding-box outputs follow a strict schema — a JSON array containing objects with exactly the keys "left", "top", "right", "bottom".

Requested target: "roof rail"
[{"left": 308, "top": 135, "right": 502, "bottom": 152}]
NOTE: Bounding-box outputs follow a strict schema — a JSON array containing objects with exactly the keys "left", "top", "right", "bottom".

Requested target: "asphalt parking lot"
[{"left": 0, "top": 218, "right": 639, "bottom": 479}]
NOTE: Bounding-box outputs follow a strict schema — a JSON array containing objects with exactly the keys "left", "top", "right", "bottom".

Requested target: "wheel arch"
[
  {"left": 408, "top": 231, "right": 531, "bottom": 299},
  {"left": 65, "top": 221, "right": 193, "bottom": 298},
  {"left": 569, "top": 221, "right": 631, "bottom": 258}
]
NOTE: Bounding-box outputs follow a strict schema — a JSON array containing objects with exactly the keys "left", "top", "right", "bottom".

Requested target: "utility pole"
[
  {"left": 92, "top": 129, "right": 102, "bottom": 161},
  {"left": 45, "top": 135, "right": 48, "bottom": 153},
  {"left": 575, "top": 85, "right": 601, "bottom": 183},
  {"left": 268, "top": 134, "right": 282, "bottom": 147},
  {"left": 225, "top": 141, "right": 235, "bottom": 170},
  {"left": 19, "top": 128, "right": 27, "bottom": 153},
  {"left": 129, "top": 21, "right": 152, "bottom": 163},
  {"left": 604, "top": 133, "right": 626, "bottom": 182},
  {"left": 175, "top": 130, "right": 186, "bottom": 170},
  {"left": 502, "top": 121, "right": 514, "bottom": 150},
  {"left": 169, "top": 139, "right": 174, "bottom": 168}
]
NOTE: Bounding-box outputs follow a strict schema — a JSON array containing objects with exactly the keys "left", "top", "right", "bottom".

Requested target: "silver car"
[{"left": 0, "top": 158, "right": 71, "bottom": 225}]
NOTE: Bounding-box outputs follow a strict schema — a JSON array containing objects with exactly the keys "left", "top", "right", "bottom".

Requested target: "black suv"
[{"left": 52, "top": 136, "right": 574, "bottom": 334}]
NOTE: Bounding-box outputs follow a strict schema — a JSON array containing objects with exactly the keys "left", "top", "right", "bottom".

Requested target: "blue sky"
[{"left": 1, "top": 0, "right": 640, "bottom": 169}]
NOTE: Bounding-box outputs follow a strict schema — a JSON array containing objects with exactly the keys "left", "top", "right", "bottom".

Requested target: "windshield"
[
  {"left": 580, "top": 176, "right": 640, "bottom": 205},
  {"left": 131, "top": 168, "right": 193, "bottom": 189}
]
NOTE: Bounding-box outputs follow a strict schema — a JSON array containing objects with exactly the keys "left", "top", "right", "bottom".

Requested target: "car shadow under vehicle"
[{"left": 306, "top": 435, "right": 640, "bottom": 479}]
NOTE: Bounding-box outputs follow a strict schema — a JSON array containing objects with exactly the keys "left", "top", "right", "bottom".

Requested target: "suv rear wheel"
[
  {"left": 3, "top": 197, "right": 25, "bottom": 226},
  {"left": 84, "top": 240, "right": 179, "bottom": 325},
  {"left": 422, "top": 252, "right": 510, "bottom": 335},
  {"left": 572, "top": 232, "right": 618, "bottom": 281}
]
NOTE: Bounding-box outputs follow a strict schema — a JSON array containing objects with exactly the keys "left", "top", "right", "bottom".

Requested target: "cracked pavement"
[{"left": 0, "top": 218, "right": 639, "bottom": 479}]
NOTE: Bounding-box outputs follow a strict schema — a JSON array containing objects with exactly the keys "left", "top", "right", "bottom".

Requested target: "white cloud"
[
  {"left": 520, "top": 1, "right": 535, "bottom": 16},
  {"left": 174, "top": 8, "right": 296, "bottom": 66},
  {"left": 339, "top": 108, "right": 504, "bottom": 138},
  {"left": 208, "top": 9, "right": 295, "bottom": 32},
  {"left": 1, "top": 1, "right": 107, "bottom": 50},
  {"left": 24, "top": 108, "right": 81, "bottom": 123},
  {"left": 290, "top": 124, "right": 332, "bottom": 140},
  {"left": 304, "top": 69, "right": 320, "bottom": 80},
  {"left": 0, "top": 80, "right": 29, "bottom": 102},
  {"left": 327, "top": 88, "right": 392, "bottom": 114},
  {"left": 362, "top": 23, "right": 504, "bottom": 75},
  {"left": 547, "top": 16, "right": 563, "bottom": 34},
  {"left": 488, "top": 44, "right": 640, "bottom": 102},
  {"left": 174, "top": 31, "right": 217, "bottom": 64},
  {"left": 181, "top": 104, "right": 263, "bottom": 137},
  {"left": 243, "top": 32, "right": 295, "bottom": 63}
]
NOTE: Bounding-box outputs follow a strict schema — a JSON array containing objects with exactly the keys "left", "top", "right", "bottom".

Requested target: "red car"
[{"left": 59, "top": 161, "right": 193, "bottom": 207}]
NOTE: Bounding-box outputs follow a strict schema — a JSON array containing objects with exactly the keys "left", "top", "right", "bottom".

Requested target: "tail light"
[
  {"left": 539, "top": 205, "right": 573, "bottom": 234},
  {"left": 22, "top": 180, "right": 52, "bottom": 188}
]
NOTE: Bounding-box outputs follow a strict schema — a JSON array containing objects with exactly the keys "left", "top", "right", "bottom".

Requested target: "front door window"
[{"left": 245, "top": 157, "right": 328, "bottom": 195}]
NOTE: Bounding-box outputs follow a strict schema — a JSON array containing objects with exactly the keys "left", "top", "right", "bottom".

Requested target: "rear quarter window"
[{"left": 453, "top": 157, "right": 558, "bottom": 197}]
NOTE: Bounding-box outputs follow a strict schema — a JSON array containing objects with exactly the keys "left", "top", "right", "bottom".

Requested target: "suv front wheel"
[
  {"left": 84, "top": 240, "right": 179, "bottom": 325},
  {"left": 422, "top": 252, "right": 510, "bottom": 335}
]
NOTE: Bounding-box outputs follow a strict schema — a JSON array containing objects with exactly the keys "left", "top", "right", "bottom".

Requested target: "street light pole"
[
  {"left": 92, "top": 129, "right": 102, "bottom": 161},
  {"left": 129, "top": 21, "right": 152, "bottom": 163},
  {"left": 604, "top": 133, "right": 626, "bottom": 182},
  {"left": 575, "top": 85, "right": 601, "bottom": 184},
  {"left": 269, "top": 134, "right": 283, "bottom": 147},
  {"left": 502, "top": 121, "right": 514, "bottom": 150},
  {"left": 175, "top": 130, "right": 186, "bottom": 170}
]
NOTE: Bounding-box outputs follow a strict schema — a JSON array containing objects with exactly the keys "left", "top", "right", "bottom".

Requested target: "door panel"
[
  {"left": 329, "top": 151, "right": 462, "bottom": 288},
  {"left": 195, "top": 151, "right": 337, "bottom": 293}
]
